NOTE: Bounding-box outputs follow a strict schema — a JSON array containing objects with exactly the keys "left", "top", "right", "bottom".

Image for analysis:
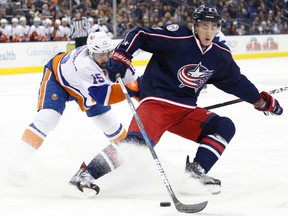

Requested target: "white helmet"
[
  {"left": 0, "top": 18, "right": 7, "bottom": 24},
  {"left": 86, "top": 32, "right": 114, "bottom": 54},
  {"left": 44, "top": 18, "right": 52, "bottom": 25},
  {"left": 55, "top": 19, "right": 61, "bottom": 25},
  {"left": 19, "top": 16, "right": 26, "bottom": 22},
  {"left": 33, "top": 16, "right": 41, "bottom": 23},
  {"left": 12, "top": 18, "right": 19, "bottom": 23},
  {"left": 61, "top": 17, "right": 68, "bottom": 23},
  {"left": 88, "top": 17, "right": 94, "bottom": 23}
]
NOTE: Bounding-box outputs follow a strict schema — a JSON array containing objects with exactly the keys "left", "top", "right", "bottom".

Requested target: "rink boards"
[{"left": 1, "top": 34, "right": 288, "bottom": 75}]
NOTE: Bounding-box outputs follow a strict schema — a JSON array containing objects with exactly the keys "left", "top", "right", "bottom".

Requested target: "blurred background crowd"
[{"left": 0, "top": 0, "right": 288, "bottom": 42}]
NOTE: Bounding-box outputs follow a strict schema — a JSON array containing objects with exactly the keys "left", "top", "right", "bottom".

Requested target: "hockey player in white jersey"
[
  {"left": 18, "top": 16, "right": 30, "bottom": 42},
  {"left": 214, "top": 29, "right": 226, "bottom": 43},
  {"left": 10, "top": 32, "right": 139, "bottom": 186}
]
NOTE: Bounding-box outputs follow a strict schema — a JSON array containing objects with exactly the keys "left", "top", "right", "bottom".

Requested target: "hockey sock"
[
  {"left": 194, "top": 134, "right": 227, "bottom": 173},
  {"left": 21, "top": 123, "right": 47, "bottom": 149},
  {"left": 87, "top": 143, "right": 123, "bottom": 179}
]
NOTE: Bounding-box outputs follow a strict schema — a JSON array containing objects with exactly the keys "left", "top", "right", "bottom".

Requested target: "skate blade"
[
  {"left": 179, "top": 174, "right": 221, "bottom": 196},
  {"left": 206, "top": 184, "right": 221, "bottom": 195},
  {"left": 62, "top": 183, "right": 98, "bottom": 199}
]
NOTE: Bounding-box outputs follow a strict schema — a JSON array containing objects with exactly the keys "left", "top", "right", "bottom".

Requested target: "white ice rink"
[{"left": 0, "top": 57, "right": 287, "bottom": 216}]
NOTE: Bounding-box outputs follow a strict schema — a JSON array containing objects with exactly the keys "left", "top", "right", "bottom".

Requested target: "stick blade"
[{"left": 175, "top": 201, "right": 208, "bottom": 213}]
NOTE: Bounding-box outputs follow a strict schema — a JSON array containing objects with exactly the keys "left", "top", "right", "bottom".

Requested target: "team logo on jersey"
[
  {"left": 166, "top": 24, "right": 179, "bottom": 31},
  {"left": 177, "top": 63, "right": 213, "bottom": 92},
  {"left": 51, "top": 94, "right": 58, "bottom": 100},
  {"left": 122, "top": 41, "right": 130, "bottom": 46}
]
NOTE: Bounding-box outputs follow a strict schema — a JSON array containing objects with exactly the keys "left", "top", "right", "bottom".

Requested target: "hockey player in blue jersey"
[{"left": 69, "top": 5, "right": 283, "bottom": 196}]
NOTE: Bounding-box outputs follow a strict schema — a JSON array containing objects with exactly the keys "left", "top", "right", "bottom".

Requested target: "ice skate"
[
  {"left": 69, "top": 162, "right": 100, "bottom": 197},
  {"left": 185, "top": 155, "right": 221, "bottom": 194}
]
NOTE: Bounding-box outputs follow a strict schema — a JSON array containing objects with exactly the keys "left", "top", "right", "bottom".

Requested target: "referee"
[{"left": 70, "top": 10, "right": 91, "bottom": 47}]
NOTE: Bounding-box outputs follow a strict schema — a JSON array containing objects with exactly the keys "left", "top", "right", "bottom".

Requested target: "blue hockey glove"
[
  {"left": 105, "top": 48, "right": 133, "bottom": 82},
  {"left": 254, "top": 91, "right": 283, "bottom": 116}
]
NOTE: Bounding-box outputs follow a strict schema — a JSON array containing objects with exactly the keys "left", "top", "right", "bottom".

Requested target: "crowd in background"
[{"left": 0, "top": 0, "right": 288, "bottom": 42}]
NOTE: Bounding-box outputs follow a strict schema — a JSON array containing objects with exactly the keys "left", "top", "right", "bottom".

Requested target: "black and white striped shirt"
[{"left": 70, "top": 17, "right": 91, "bottom": 38}]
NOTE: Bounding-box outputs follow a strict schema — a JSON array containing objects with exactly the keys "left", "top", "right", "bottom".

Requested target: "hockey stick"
[
  {"left": 117, "top": 74, "right": 208, "bottom": 213},
  {"left": 204, "top": 86, "right": 288, "bottom": 110}
]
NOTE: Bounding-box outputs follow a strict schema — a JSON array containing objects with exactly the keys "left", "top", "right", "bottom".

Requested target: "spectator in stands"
[
  {"left": 41, "top": 3, "right": 51, "bottom": 18},
  {"left": 238, "top": 24, "right": 247, "bottom": 35},
  {"left": 26, "top": 9, "right": 36, "bottom": 26},
  {"left": 163, "top": 3, "right": 174, "bottom": 16},
  {"left": 265, "top": 21, "right": 275, "bottom": 35},
  {"left": 251, "top": 15, "right": 261, "bottom": 35},
  {"left": 134, "top": 2, "right": 144, "bottom": 21},
  {"left": 96, "top": 18, "right": 111, "bottom": 33},
  {"left": 116, "top": 15, "right": 127, "bottom": 38},
  {"left": 258, "top": 21, "right": 268, "bottom": 35},
  {"left": 230, "top": 21, "right": 239, "bottom": 35},
  {"left": 1, "top": 0, "right": 288, "bottom": 40},
  {"left": 274, "top": 11, "right": 283, "bottom": 33},
  {"left": 63, "top": 9, "right": 72, "bottom": 25},
  {"left": 87, "top": 17, "right": 96, "bottom": 33},
  {"left": 50, "top": 0, "right": 64, "bottom": 20},
  {"left": 33, "top": 0, "right": 45, "bottom": 11}
]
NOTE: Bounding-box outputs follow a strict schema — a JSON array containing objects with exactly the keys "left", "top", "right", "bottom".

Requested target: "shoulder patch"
[{"left": 166, "top": 24, "right": 179, "bottom": 32}]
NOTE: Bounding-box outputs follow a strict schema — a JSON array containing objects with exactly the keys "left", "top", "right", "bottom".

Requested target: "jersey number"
[{"left": 92, "top": 74, "right": 105, "bottom": 84}]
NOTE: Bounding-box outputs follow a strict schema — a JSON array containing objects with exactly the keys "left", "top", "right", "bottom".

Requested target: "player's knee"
[
  {"left": 90, "top": 111, "right": 126, "bottom": 142},
  {"left": 34, "top": 109, "right": 61, "bottom": 135},
  {"left": 121, "top": 132, "right": 149, "bottom": 147},
  {"left": 215, "top": 116, "right": 235, "bottom": 142},
  {"left": 200, "top": 116, "right": 235, "bottom": 143}
]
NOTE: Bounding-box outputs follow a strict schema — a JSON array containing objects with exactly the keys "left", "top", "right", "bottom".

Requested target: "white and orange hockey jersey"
[{"left": 48, "top": 45, "right": 139, "bottom": 112}]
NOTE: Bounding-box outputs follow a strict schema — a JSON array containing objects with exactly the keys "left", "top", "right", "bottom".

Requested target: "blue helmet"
[{"left": 193, "top": 5, "right": 222, "bottom": 26}]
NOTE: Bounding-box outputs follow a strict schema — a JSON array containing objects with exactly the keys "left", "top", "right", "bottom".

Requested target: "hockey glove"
[
  {"left": 125, "top": 77, "right": 140, "bottom": 101},
  {"left": 254, "top": 91, "right": 283, "bottom": 116},
  {"left": 105, "top": 48, "right": 133, "bottom": 82}
]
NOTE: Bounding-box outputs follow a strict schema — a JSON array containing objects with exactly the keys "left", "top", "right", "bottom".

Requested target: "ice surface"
[{"left": 0, "top": 57, "right": 287, "bottom": 216}]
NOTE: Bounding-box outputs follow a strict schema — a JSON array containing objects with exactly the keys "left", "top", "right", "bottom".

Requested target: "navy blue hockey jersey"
[{"left": 116, "top": 24, "right": 261, "bottom": 108}]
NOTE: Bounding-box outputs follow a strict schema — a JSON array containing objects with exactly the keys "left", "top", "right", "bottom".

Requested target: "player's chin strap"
[
  {"left": 204, "top": 86, "right": 288, "bottom": 110},
  {"left": 116, "top": 74, "right": 208, "bottom": 214}
]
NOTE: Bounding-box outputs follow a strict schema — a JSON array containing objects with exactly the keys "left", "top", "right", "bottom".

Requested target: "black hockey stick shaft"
[
  {"left": 117, "top": 74, "right": 208, "bottom": 213},
  {"left": 204, "top": 86, "right": 288, "bottom": 110}
]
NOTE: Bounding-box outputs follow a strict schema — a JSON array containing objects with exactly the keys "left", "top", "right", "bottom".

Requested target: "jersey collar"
[{"left": 194, "top": 36, "right": 213, "bottom": 54}]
